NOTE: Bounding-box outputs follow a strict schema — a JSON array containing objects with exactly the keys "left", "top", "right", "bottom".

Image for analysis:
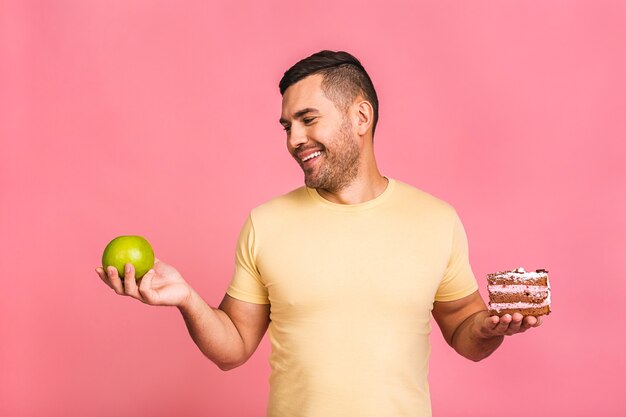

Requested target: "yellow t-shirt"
[{"left": 227, "top": 179, "right": 478, "bottom": 417}]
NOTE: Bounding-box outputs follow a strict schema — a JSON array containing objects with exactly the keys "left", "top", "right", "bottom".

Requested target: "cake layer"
[
  {"left": 487, "top": 268, "right": 549, "bottom": 287},
  {"left": 489, "top": 293, "right": 548, "bottom": 303},
  {"left": 488, "top": 293, "right": 551, "bottom": 310},
  {"left": 488, "top": 305, "right": 551, "bottom": 317},
  {"left": 487, "top": 276, "right": 549, "bottom": 286}
]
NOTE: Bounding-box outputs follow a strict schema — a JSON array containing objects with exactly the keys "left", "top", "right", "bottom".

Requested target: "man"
[{"left": 96, "top": 50, "right": 543, "bottom": 416}]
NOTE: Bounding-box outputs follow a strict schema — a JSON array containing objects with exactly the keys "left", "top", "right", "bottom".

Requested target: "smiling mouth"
[{"left": 301, "top": 151, "right": 322, "bottom": 162}]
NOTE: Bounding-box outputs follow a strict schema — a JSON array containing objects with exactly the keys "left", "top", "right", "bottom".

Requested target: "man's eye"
[{"left": 303, "top": 118, "right": 315, "bottom": 124}]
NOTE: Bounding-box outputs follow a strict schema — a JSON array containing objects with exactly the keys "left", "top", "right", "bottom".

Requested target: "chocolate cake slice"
[{"left": 487, "top": 267, "right": 551, "bottom": 316}]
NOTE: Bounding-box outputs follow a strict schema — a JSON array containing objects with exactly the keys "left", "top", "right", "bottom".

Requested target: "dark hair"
[{"left": 279, "top": 50, "right": 379, "bottom": 138}]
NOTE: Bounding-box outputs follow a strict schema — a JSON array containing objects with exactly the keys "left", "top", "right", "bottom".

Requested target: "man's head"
[
  {"left": 279, "top": 50, "right": 379, "bottom": 138},
  {"left": 279, "top": 51, "right": 379, "bottom": 192}
]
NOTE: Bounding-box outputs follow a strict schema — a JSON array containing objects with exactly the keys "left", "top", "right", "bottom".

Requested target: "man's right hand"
[{"left": 96, "top": 258, "right": 192, "bottom": 308}]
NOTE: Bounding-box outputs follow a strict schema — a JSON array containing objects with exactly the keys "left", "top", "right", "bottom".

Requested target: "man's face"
[{"left": 280, "top": 74, "right": 360, "bottom": 192}]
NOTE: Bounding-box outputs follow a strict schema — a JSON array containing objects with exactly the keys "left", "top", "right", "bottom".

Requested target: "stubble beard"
[{"left": 303, "top": 117, "right": 360, "bottom": 193}]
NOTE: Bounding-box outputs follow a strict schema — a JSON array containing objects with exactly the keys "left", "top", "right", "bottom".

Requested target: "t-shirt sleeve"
[
  {"left": 226, "top": 215, "right": 270, "bottom": 304},
  {"left": 434, "top": 211, "right": 479, "bottom": 302}
]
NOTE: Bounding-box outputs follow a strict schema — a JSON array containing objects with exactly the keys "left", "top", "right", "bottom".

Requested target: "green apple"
[{"left": 102, "top": 235, "right": 154, "bottom": 279}]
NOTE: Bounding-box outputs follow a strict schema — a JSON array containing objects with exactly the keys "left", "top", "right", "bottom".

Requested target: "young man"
[{"left": 96, "top": 50, "right": 543, "bottom": 417}]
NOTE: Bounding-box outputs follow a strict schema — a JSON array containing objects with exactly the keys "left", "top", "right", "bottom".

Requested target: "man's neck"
[{"left": 316, "top": 174, "right": 389, "bottom": 205}]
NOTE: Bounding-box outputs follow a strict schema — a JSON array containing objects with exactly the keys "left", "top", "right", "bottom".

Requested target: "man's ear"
[{"left": 355, "top": 100, "right": 373, "bottom": 136}]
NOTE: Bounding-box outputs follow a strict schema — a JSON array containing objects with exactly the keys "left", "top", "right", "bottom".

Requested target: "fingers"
[
  {"left": 97, "top": 265, "right": 125, "bottom": 295},
  {"left": 122, "top": 263, "right": 142, "bottom": 299},
  {"left": 493, "top": 314, "right": 513, "bottom": 333},
  {"left": 96, "top": 264, "right": 143, "bottom": 300},
  {"left": 96, "top": 267, "right": 122, "bottom": 295},
  {"left": 486, "top": 313, "right": 522, "bottom": 335},
  {"left": 521, "top": 315, "right": 543, "bottom": 330},
  {"left": 488, "top": 313, "right": 543, "bottom": 336},
  {"left": 138, "top": 269, "right": 158, "bottom": 304},
  {"left": 484, "top": 314, "right": 499, "bottom": 330},
  {"left": 95, "top": 267, "right": 109, "bottom": 286},
  {"left": 506, "top": 313, "right": 524, "bottom": 334}
]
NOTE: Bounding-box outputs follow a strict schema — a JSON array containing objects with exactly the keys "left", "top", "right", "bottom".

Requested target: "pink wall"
[{"left": 2, "top": 1, "right": 625, "bottom": 416}]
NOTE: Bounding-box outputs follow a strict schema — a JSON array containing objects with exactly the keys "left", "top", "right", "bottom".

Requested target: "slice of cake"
[{"left": 487, "top": 267, "right": 551, "bottom": 316}]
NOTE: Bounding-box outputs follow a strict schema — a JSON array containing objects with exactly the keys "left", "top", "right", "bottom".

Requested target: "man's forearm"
[
  {"left": 451, "top": 310, "right": 504, "bottom": 362},
  {"left": 178, "top": 289, "right": 246, "bottom": 370}
]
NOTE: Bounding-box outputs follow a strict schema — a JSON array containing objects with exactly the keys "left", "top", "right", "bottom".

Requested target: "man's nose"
[{"left": 288, "top": 125, "right": 308, "bottom": 149}]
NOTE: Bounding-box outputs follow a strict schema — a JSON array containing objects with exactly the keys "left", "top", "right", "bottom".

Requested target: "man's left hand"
[{"left": 479, "top": 313, "right": 543, "bottom": 338}]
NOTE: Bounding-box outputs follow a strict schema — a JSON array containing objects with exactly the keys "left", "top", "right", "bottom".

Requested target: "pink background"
[{"left": 1, "top": 1, "right": 625, "bottom": 416}]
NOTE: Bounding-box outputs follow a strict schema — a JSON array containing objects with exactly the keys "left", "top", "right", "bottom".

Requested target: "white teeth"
[{"left": 302, "top": 151, "right": 321, "bottom": 162}]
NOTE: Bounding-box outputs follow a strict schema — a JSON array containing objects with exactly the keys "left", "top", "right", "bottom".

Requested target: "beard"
[{"left": 302, "top": 117, "right": 360, "bottom": 192}]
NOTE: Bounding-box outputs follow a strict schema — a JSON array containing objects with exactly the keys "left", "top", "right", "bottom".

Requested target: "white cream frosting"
[
  {"left": 501, "top": 271, "right": 546, "bottom": 279},
  {"left": 489, "top": 267, "right": 550, "bottom": 283},
  {"left": 488, "top": 284, "right": 549, "bottom": 294}
]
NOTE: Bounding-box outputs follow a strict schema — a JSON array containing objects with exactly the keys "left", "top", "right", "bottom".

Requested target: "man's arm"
[
  {"left": 179, "top": 292, "right": 270, "bottom": 371},
  {"left": 432, "top": 290, "right": 543, "bottom": 362},
  {"left": 96, "top": 260, "right": 270, "bottom": 371}
]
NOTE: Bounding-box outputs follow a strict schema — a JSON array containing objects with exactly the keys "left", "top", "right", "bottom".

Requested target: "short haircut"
[{"left": 279, "top": 50, "right": 379, "bottom": 138}]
